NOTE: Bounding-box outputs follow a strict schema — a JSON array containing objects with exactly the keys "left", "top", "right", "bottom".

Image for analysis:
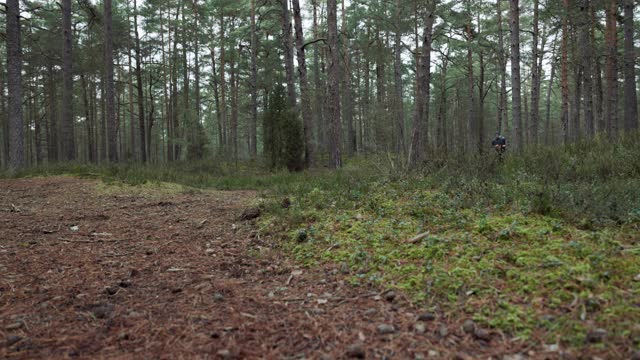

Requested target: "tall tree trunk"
[
  {"left": 210, "top": 43, "right": 222, "bottom": 153},
  {"left": 327, "top": 0, "right": 342, "bottom": 168},
  {"left": 409, "top": 5, "right": 435, "bottom": 167},
  {"left": 580, "top": 0, "right": 594, "bottom": 139},
  {"left": 530, "top": 0, "right": 541, "bottom": 145},
  {"left": 497, "top": 0, "right": 509, "bottom": 134},
  {"left": 465, "top": 5, "right": 477, "bottom": 154},
  {"left": 61, "top": 0, "right": 75, "bottom": 161},
  {"left": 193, "top": 0, "right": 201, "bottom": 123},
  {"left": 181, "top": 4, "right": 190, "bottom": 160},
  {"left": 312, "top": 0, "right": 325, "bottom": 154},
  {"left": 134, "top": 0, "right": 146, "bottom": 162},
  {"left": 105, "top": 0, "right": 118, "bottom": 162},
  {"left": 230, "top": 42, "right": 238, "bottom": 164},
  {"left": 219, "top": 13, "right": 228, "bottom": 152},
  {"left": 393, "top": 0, "right": 406, "bottom": 154},
  {"left": 437, "top": 50, "right": 450, "bottom": 152},
  {"left": 604, "top": 0, "right": 618, "bottom": 138},
  {"left": 81, "top": 75, "right": 95, "bottom": 163},
  {"left": 342, "top": 0, "right": 356, "bottom": 155},
  {"left": 561, "top": 0, "right": 570, "bottom": 144},
  {"left": 161, "top": 8, "right": 171, "bottom": 162},
  {"left": 510, "top": 0, "right": 523, "bottom": 151},
  {"left": 623, "top": 0, "right": 638, "bottom": 131},
  {"left": 281, "top": 0, "right": 297, "bottom": 107},
  {"left": 293, "top": 0, "right": 315, "bottom": 167},
  {"left": 0, "top": 55, "right": 7, "bottom": 167},
  {"left": 571, "top": 26, "right": 582, "bottom": 142},
  {"left": 249, "top": 0, "right": 258, "bottom": 159},
  {"left": 545, "top": 40, "right": 557, "bottom": 145},
  {"left": 7, "top": 0, "right": 24, "bottom": 170}
]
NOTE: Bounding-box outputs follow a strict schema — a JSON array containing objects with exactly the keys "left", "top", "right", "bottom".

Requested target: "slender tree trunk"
[
  {"left": 571, "top": 26, "right": 582, "bottom": 142},
  {"left": 327, "top": 0, "right": 342, "bottom": 168},
  {"left": 133, "top": 0, "right": 146, "bottom": 162},
  {"left": 219, "top": 13, "right": 228, "bottom": 152},
  {"left": 342, "top": 0, "right": 356, "bottom": 156},
  {"left": 181, "top": 5, "right": 190, "bottom": 160},
  {"left": 210, "top": 43, "right": 223, "bottom": 153},
  {"left": 561, "top": 0, "right": 570, "bottom": 144},
  {"left": 623, "top": 0, "right": 638, "bottom": 131},
  {"left": 593, "top": 7, "right": 604, "bottom": 134},
  {"left": 530, "top": 0, "right": 541, "bottom": 145},
  {"left": 545, "top": 40, "right": 557, "bottom": 145},
  {"left": 510, "top": 0, "right": 523, "bottom": 151},
  {"left": 437, "top": 51, "right": 449, "bottom": 152},
  {"left": 7, "top": 0, "right": 24, "bottom": 170},
  {"left": 230, "top": 42, "right": 238, "bottom": 164},
  {"left": 61, "top": 0, "right": 75, "bottom": 161},
  {"left": 0, "top": 55, "right": 7, "bottom": 167},
  {"left": 605, "top": 0, "right": 618, "bottom": 138},
  {"left": 580, "top": 0, "right": 594, "bottom": 139},
  {"left": 161, "top": 8, "right": 171, "bottom": 162},
  {"left": 104, "top": 0, "right": 117, "bottom": 162},
  {"left": 193, "top": 0, "right": 201, "bottom": 123},
  {"left": 497, "top": 0, "right": 508, "bottom": 134},
  {"left": 393, "top": 0, "right": 406, "bottom": 154},
  {"left": 81, "top": 75, "right": 95, "bottom": 163},
  {"left": 293, "top": 0, "right": 315, "bottom": 167},
  {"left": 465, "top": 6, "right": 477, "bottom": 154},
  {"left": 281, "top": 0, "right": 297, "bottom": 107},
  {"left": 409, "top": 5, "right": 435, "bottom": 167},
  {"left": 249, "top": 0, "right": 259, "bottom": 159},
  {"left": 312, "top": 0, "right": 325, "bottom": 155}
]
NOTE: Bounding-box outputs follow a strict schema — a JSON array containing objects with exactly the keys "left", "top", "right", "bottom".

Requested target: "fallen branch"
[{"left": 405, "top": 231, "right": 430, "bottom": 244}]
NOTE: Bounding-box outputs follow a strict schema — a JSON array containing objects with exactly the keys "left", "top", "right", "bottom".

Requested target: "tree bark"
[
  {"left": 281, "top": 0, "right": 297, "bottom": 107},
  {"left": 604, "top": 0, "right": 619, "bottom": 138},
  {"left": 105, "top": 0, "right": 118, "bottom": 162},
  {"left": 327, "top": 0, "right": 342, "bottom": 168},
  {"left": 530, "top": 0, "right": 541, "bottom": 145},
  {"left": 342, "top": 0, "right": 356, "bottom": 155},
  {"left": 293, "top": 0, "right": 316, "bottom": 167},
  {"left": 393, "top": 0, "right": 406, "bottom": 154},
  {"left": 510, "top": 0, "right": 523, "bottom": 151},
  {"left": 62, "top": 0, "right": 75, "bottom": 161},
  {"left": 580, "top": 0, "right": 594, "bottom": 139},
  {"left": 561, "top": 0, "right": 570, "bottom": 144},
  {"left": 409, "top": 5, "right": 435, "bottom": 167},
  {"left": 623, "top": 0, "right": 638, "bottom": 131},
  {"left": 249, "top": 0, "right": 258, "bottom": 159},
  {"left": 545, "top": 40, "right": 557, "bottom": 145},
  {"left": 496, "top": 0, "right": 508, "bottom": 134},
  {"left": 7, "top": 0, "right": 24, "bottom": 169},
  {"left": 465, "top": 4, "right": 477, "bottom": 154},
  {"left": 312, "top": 0, "right": 325, "bottom": 154},
  {"left": 133, "top": 0, "right": 146, "bottom": 162}
]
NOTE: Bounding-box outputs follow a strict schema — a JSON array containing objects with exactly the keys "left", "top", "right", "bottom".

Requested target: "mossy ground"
[{"left": 258, "top": 177, "right": 640, "bottom": 349}]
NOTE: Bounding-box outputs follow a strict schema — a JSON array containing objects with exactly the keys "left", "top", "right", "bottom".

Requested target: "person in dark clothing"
[{"left": 491, "top": 133, "right": 507, "bottom": 153}]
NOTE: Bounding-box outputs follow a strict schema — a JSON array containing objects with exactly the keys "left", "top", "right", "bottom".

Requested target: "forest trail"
[{"left": 1, "top": 177, "right": 526, "bottom": 359}]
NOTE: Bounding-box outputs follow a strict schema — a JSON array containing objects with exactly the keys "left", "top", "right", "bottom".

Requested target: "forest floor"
[
  {"left": 0, "top": 176, "right": 523, "bottom": 359},
  {"left": 0, "top": 176, "right": 636, "bottom": 359}
]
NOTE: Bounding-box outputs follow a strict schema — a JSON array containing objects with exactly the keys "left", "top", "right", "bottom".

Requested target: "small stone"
[
  {"left": 474, "top": 328, "right": 491, "bottom": 341},
  {"left": 414, "top": 323, "right": 426, "bottom": 334},
  {"left": 377, "top": 324, "right": 396, "bottom": 334},
  {"left": 340, "top": 263, "right": 350, "bottom": 274},
  {"left": 438, "top": 325, "right": 448, "bottom": 337},
  {"left": 586, "top": 328, "right": 607, "bottom": 343},
  {"left": 105, "top": 287, "right": 118, "bottom": 296},
  {"left": 364, "top": 308, "right": 376, "bottom": 316},
  {"left": 70, "top": 225, "right": 79, "bottom": 232},
  {"left": 6, "top": 335, "right": 22, "bottom": 347},
  {"left": 462, "top": 319, "right": 476, "bottom": 334},
  {"left": 503, "top": 355, "right": 526, "bottom": 360},
  {"left": 346, "top": 343, "right": 365, "bottom": 358},
  {"left": 213, "top": 293, "right": 225, "bottom": 302},
  {"left": 417, "top": 312, "right": 436, "bottom": 321},
  {"left": 427, "top": 350, "right": 440, "bottom": 358},
  {"left": 384, "top": 291, "right": 397, "bottom": 302},
  {"left": 205, "top": 248, "right": 215, "bottom": 256},
  {"left": 543, "top": 343, "right": 560, "bottom": 352},
  {"left": 5, "top": 322, "right": 23, "bottom": 331},
  {"left": 240, "top": 207, "right": 261, "bottom": 221},
  {"left": 414, "top": 353, "right": 425, "bottom": 360},
  {"left": 634, "top": 274, "right": 640, "bottom": 282},
  {"left": 217, "top": 349, "right": 232, "bottom": 359}
]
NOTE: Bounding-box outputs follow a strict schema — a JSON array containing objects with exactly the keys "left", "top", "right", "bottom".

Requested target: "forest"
[{"left": 1, "top": 0, "right": 640, "bottom": 358}]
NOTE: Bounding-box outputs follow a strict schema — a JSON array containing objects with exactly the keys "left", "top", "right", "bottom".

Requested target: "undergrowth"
[{"left": 3, "top": 135, "right": 640, "bottom": 350}]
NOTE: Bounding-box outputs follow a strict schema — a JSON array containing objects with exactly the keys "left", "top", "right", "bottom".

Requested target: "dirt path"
[{"left": 0, "top": 177, "right": 528, "bottom": 359}]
